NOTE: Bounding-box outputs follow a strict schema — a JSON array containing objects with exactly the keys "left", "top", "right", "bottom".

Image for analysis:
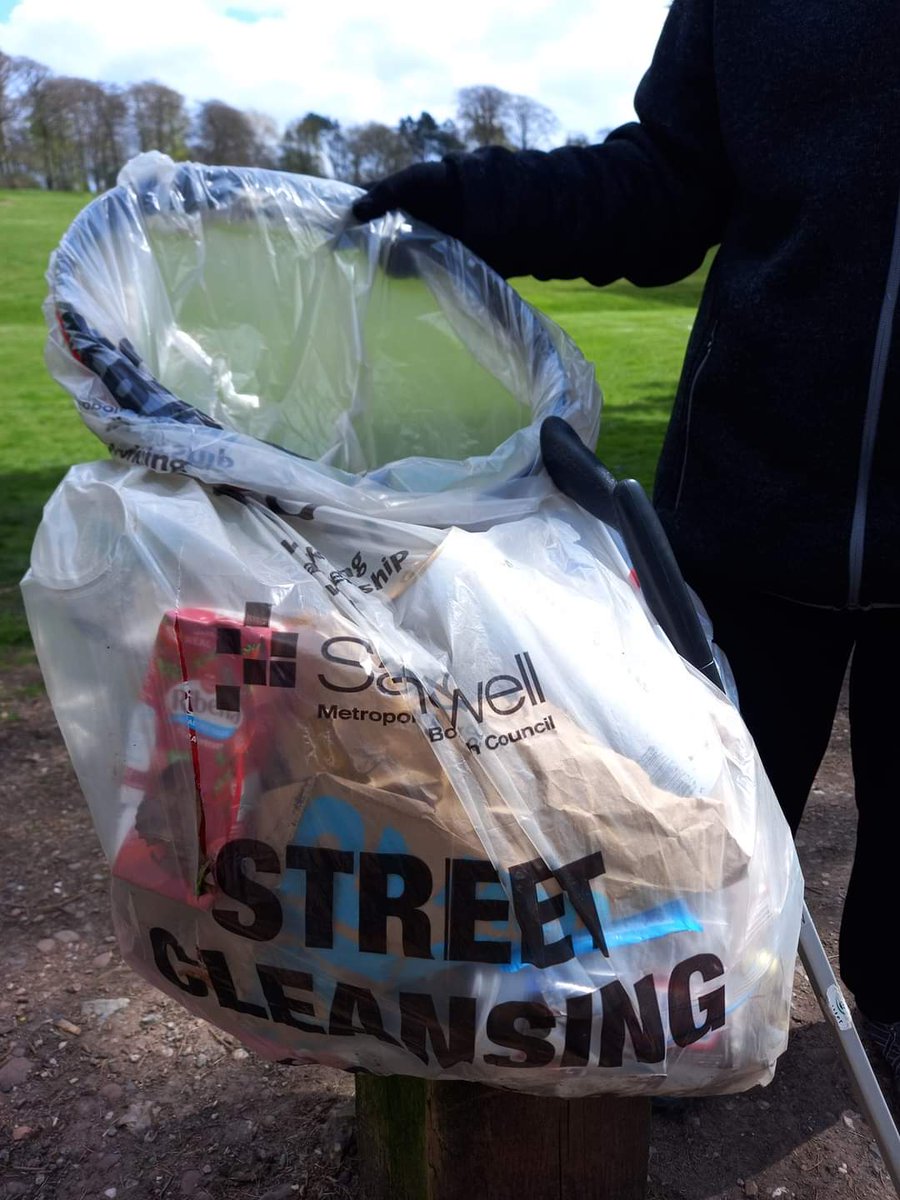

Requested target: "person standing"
[{"left": 352, "top": 0, "right": 900, "bottom": 1094}]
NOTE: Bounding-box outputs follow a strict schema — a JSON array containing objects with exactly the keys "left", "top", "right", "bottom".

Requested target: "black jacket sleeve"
[{"left": 447, "top": 0, "right": 733, "bottom": 286}]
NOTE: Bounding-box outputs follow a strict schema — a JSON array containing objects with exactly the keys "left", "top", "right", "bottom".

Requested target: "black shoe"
[{"left": 859, "top": 1015, "right": 900, "bottom": 1096}]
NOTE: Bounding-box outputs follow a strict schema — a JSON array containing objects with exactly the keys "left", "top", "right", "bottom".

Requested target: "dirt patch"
[{"left": 0, "top": 663, "right": 896, "bottom": 1199}]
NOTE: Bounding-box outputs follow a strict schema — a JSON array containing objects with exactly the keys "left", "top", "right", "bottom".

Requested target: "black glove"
[{"left": 352, "top": 160, "right": 466, "bottom": 241}]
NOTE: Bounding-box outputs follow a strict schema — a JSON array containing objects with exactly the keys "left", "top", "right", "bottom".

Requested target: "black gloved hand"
[{"left": 352, "top": 160, "right": 466, "bottom": 241}]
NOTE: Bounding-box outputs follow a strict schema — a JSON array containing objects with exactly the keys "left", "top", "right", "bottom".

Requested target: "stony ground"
[{"left": 1, "top": 662, "right": 896, "bottom": 1200}]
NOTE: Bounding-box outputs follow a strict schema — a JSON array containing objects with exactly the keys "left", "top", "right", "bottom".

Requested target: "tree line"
[{"left": 0, "top": 51, "right": 589, "bottom": 192}]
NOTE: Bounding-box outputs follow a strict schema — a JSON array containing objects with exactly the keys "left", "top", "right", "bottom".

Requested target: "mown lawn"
[
  {"left": 0, "top": 187, "right": 705, "bottom": 651},
  {"left": 1, "top": 190, "right": 97, "bottom": 652},
  {"left": 513, "top": 271, "right": 705, "bottom": 484}
]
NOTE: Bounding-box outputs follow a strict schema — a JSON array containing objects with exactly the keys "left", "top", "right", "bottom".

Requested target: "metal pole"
[{"left": 798, "top": 905, "right": 900, "bottom": 1193}]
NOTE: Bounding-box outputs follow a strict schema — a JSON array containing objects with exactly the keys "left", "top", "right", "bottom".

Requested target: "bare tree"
[
  {"left": 279, "top": 112, "right": 340, "bottom": 177},
  {"left": 0, "top": 50, "right": 15, "bottom": 179},
  {"left": 0, "top": 51, "right": 30, "bottom": 183},
  {"left": 397, "top": 111, "right": 464, "bottom": 161},
  {"left": 456, "top": 85, "right": 512, "bottom": 148},
  {"left": 31, "top": 77, "right": 128, "bottom": 190},
  {"left": 192, "top": 100, "right": 259, "bottom": 165},
  {"left": 128, "top": 81, "right": 189, "bottom": 159},
  {"left": 0, "top": 54, "right": 49, "bottom": 184},
  {"left": 68, "top": 79, "right": 108, "bottom": 187},
  {"left": 1, "top": 52, "right": 570, "bottom": 189},
  {"left": 245, "top": 109, "right": 279, "bottom": 168},
  {"left": 507, "top": 93, "right": 559, "bottom": 150},
  {"left": 326, "top": 126, "right": 352, "bottom": 183},
  {"left": 87, "top": 84, "right": 128, "bottom": 189},
  {"left": 28, "top": 75, "right": 86, "bottom": 190},
  {"left": 342, "top": 122, "right": 410, "bottom": 185}
]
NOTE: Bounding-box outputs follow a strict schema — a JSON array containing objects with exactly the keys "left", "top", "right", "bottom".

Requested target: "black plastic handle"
[{"left": 540, "top": 416, "right": 723, "bottom": 689}]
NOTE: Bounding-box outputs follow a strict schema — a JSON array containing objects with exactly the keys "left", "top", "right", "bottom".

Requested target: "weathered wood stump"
[{"left": 356, "top": 1075, "right": 651, "bottom": 1200}]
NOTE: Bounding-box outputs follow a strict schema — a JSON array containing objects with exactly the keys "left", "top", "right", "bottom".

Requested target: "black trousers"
[{"left": 690, "top": 580, "right": 900, "bottom": 1024}]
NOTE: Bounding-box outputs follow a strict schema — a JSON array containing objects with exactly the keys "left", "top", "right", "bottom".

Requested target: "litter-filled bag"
[{"left": 23, "top": 153, "right": 803, "bottom": 1097}]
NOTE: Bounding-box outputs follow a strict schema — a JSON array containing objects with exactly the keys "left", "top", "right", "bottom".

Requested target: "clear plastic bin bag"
[
  {"left": 23, "top": 153, "right": 802, "bottom": 1097},
  {"left": 45, "top": 151, "right": 598, "bottom": 521}
]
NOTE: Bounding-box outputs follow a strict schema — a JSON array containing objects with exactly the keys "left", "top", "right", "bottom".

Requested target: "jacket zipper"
[
  {"left": 674, "top": 320, "right": 717, "bottom": 510},
  {"left": 848, "top": 191, "right": 900, "bottom": 606}
]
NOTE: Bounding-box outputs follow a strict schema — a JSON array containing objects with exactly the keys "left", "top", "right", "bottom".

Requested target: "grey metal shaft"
[{"left": 798, "top": 902, "right": 900, "bottom": 1194}]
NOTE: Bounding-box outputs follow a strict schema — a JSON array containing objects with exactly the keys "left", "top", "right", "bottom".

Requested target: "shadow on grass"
[
  {"left": 600, "top": 276, "right": 708, "bottom": 310},
  {"left": 1, "top": 465, "right": 77, "bottom": 649},
  {"left": 596, "top": 384, "right": 676, "bottom": 487},
  {"left": 514, "top": 258, "right": 711, "bottom": 314}
]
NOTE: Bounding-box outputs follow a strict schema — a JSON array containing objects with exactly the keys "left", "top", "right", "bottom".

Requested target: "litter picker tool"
[{"left": 540, "top": 414, "right": 900, "bottom": 1195}]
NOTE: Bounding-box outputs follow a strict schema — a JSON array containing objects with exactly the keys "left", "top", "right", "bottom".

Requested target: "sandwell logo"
[{"left": 212, "top": 602, "right": 299, "bottom": 715}]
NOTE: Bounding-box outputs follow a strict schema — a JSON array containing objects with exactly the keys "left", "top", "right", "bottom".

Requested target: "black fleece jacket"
[{"left": 445, "top": 0, "right": 900, "bottom": 609}]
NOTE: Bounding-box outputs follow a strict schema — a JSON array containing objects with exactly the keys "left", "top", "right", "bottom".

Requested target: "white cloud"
[{"left": 0, "top": 0, "right": 669, "bottom": 141}]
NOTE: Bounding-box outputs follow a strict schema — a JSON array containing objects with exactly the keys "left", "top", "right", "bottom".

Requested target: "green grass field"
[
  {"left": 1, "top": 190, "right": 98, "bottom": 653},
  {"left": 0, "top": 188, "right": 705, "bottom": 652},
  {"left": 514, "top": 272, "right": 705, "bottom": 481}
]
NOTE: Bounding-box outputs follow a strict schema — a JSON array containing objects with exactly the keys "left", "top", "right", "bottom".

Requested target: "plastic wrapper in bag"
[{"left": 23, "top": 153, "right": 803, "bottom": 1097}]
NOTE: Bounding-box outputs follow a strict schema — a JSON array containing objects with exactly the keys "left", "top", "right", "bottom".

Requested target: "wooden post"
[{"left": 356, "top": 1075, "right": 651, "bottom": 1200}]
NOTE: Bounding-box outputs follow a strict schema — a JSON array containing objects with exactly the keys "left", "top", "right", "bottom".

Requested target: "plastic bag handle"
[
  {"left": 55, "top": 166, "right": 576, "bottom": 460},
  {"left": 540, "top": 415, "right": 722, "bottom": 688}
]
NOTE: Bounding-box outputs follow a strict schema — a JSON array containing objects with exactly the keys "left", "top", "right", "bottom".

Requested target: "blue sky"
[{"left": 0, "top": 0, "right": 670, "bottom": 141}]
